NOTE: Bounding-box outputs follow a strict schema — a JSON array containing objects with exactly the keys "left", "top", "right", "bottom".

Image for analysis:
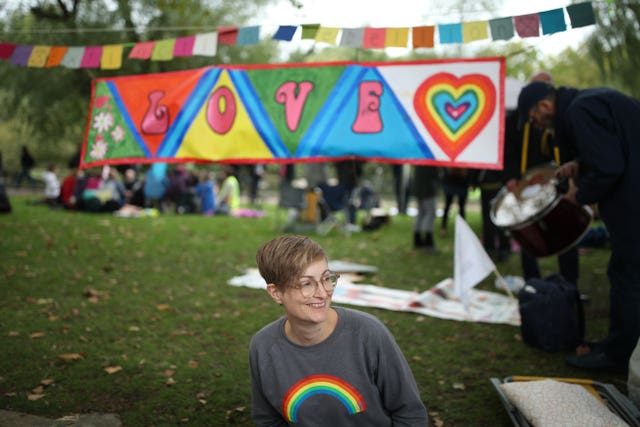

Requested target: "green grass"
[{"left": 0, "top": 193, "right": 624, "bottom": 426}]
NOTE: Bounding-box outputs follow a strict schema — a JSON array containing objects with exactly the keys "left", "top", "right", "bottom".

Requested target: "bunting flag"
[
  {"left": 0, "top": 2, "right": 596, "bottom": 71},
  {"left": 81, "top": 57, "right": 504, "bottom": 169}
]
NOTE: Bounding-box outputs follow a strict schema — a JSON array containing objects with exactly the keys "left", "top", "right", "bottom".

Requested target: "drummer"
[
  {"left": 517, "top": 77, "right": 640, "bottom": 372},
  {"left": 503, "top": 72, "right": 580, "bottom": 293}
]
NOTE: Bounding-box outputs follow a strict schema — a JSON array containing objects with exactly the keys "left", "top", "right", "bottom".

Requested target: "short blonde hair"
[{"left": 256, "top": 235, "right": 326, "bottom": 289}]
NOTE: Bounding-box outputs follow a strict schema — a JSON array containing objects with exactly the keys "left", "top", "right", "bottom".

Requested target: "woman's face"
[{"left": 270, "top": 258, "right": 334, "bottom": 326}]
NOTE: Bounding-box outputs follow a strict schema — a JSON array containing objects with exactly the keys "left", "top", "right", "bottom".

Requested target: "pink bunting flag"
[
  {"left": 514, "top": 13, "right": 540, "bottom": 38},
  {"left": 218, "top": 27, "right": 239, "bottom": 46},
  {"left": 363, "top": 28, "right": 386, "bottom": 49},
  {"left": 129, "top": 41, "right": 154, "bottom": 59},
  {"left": 173, "top": 36, "right": 195, "bottom": 57},
  {"left": 81, "top": 46, "right": 103, "bottom": 68}
]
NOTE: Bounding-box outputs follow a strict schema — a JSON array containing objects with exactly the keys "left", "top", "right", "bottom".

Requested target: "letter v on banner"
[{"left": 453, "top": 214, "right": 496, "bottom": 310}]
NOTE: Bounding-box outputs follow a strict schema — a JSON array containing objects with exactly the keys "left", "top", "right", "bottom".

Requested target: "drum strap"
[
  {"left": 521, "top": 124, "right": 560, "bottom": 174},
  {"left": 520, "top": 122, "right": 531, "bottom": 174}
]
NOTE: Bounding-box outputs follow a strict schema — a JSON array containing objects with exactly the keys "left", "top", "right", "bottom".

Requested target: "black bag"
[{"left": 518, "top": 274, "right": 585, "bottom": 352}]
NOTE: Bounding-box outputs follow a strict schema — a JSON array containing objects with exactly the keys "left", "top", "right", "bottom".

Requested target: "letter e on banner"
[{"left": 352, "top": 81, "right": 383, "bottom": 133}]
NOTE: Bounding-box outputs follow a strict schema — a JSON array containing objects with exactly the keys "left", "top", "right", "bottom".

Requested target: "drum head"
[{"left": 491, "top": 167, "right": 558, "bottom": 229}]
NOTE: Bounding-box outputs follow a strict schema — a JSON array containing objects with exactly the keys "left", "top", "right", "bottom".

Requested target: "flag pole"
[{"left": 493, "top": 269, "right": 516, "bottom": 300}]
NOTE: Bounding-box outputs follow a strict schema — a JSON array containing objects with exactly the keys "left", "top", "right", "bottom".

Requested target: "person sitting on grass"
[
  {"left": 249, "top": 235, "right": 428, "bottom": 426},
  {"left": 42, "top": 163, "right": 60, "bottom": 208},
  {"left": 215, "top": 166, "right": 240, "bottom": 215}
]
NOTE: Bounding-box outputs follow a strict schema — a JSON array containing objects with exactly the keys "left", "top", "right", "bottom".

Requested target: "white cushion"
[{"left": 500, "top": 379, "right": 629, "bottom": 427}]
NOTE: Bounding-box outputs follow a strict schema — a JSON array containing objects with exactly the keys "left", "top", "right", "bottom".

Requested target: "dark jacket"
[
  {"left": 412, "top": 166, "right": 441, "bottom": 199},
  {"left": 554, "top": 87, "right": 640, "bottom": 252}
]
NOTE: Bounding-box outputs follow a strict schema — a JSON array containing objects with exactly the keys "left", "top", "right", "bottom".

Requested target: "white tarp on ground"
[{"left": 228, "top": 268, "right": 520, "bottom": 326}]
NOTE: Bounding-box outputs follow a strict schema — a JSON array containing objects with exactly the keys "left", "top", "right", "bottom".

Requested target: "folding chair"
[
  {"left": 316, "top": 183, "right": 350, "bottom": 236},
  {"left": 275, "top": 182, "right": 315, "bottom": 232}
]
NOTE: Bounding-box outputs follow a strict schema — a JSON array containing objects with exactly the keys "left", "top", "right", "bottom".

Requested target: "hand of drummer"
[
  {"left": 555, "top": 160, "right": 580, "bottom": 178},
  {"left": 563, "top": 176, "right": 579, "bottom": 204}
]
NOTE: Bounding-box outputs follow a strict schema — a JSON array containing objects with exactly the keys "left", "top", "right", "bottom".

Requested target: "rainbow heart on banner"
[{"left": 413, "top": 72, "right": 496, "bottom": 160}]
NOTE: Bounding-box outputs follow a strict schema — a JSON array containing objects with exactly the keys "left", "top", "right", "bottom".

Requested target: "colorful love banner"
[{"left": 81, "top": 58, "right": 505, "bottom": 169}]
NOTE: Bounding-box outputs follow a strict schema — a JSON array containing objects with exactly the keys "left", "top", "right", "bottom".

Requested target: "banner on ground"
[{"left": 81, "top": 57, "right": 505, "bottom": 169}]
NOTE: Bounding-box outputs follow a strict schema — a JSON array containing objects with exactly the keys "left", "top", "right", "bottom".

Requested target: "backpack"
[{"left": 517, "top": 274, "right": 585, "bottom": 352}]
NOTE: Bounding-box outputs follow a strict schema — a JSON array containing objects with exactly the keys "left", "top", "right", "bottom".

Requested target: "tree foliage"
[
  {"left": 587, "top": 0, "right": 640, "bottom": 97},
  {"left": 0, "top": 0, "right": 284, "bottom": 167}
]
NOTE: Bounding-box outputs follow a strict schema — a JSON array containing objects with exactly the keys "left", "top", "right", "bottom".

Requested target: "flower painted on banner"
[
  {"left": 111, "top": 125, "right": 125, "bottom": 142},
  {"left": 94, "top": 95, "right": 110, "bottom": 109},
  {"left": 93, "top": 111, "right": 114, "bottom": 134},
  {"left": 90, "top": 138, "right": 108, "bottom": 159}
]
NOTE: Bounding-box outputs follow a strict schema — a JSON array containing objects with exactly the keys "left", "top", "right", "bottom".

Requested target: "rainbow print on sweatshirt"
[{"left": 282, "top": 374, "right": 367, "bottom": 423}]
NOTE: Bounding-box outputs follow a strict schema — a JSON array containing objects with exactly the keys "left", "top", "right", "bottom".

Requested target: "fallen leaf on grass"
[
  {"left": 452, "top": 382, "right": 466, "bottom": 390},
  {"left": 104, "top": 366, "right": 122, "bottom": 375},
  {"left": 83, "top": 288, "right": 108, "bottom": 303},
  {"left": 27, "top": 393, "right": 45, "bottom": 401},
  {"left": 8, "top": 331, "right": 20, "bottom": 337},
  {"left": 128, "top": 326, "right": 140, "bottom": 332},
  {"left": 163, "top": 369, "right": 176, "bottom": 377},
  {"left": 157, "top": 304, "right": 171, "bottom": 311},
  {"left": 40, "top": 379, "right": 54, "bottom": 386},
  {"left": 166, "top": 377, "right": 176, "bottom": 386},
  {"left": 30, "top": 332, "right": 46, "bottom": 339},
  {"left": 428, "top": 411, "right": 444, "bottom": 427},
  {"left": 188, "top": 360, "right": 199, "bottom": 368},
  {"left": 225, "top": 407, "right": 246, "bottom": 420},
  {"left": 58, "top": 353, "right": 84, "bottom": 362}
]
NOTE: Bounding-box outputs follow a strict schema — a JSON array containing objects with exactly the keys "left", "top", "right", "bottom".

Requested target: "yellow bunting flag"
[
  {"left": 101, "top": 44, "right": 123, "bottom": 70},
  {"left": 385, "top": 27, "right": 409, "bottom": 48},
  {"left": 462, "top": 21, "right": 489, "bottom": 43},
  {"left": 27, "top": 45, "right": 51, "bottom": 67},
  {"left": 315, "top": 27, "right": 340, "bottom": 45}
]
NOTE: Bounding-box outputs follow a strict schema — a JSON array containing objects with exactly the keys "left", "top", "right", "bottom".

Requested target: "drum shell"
[{"left": 491, "top": 190, "right": 592, "bottom": 258}]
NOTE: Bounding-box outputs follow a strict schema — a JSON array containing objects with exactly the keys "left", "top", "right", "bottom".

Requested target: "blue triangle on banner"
[{"left": 295, "top": 65, "right": 434, "bottom": 159}]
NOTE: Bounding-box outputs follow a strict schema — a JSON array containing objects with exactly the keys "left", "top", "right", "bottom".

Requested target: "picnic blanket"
[{"left": 228, "top": 267, "right": 520, "bottom": 326}]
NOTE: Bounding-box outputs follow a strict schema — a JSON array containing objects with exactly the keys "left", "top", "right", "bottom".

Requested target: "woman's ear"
[{"left": 266, "top": 284, "right": 283, "bottom": 305}]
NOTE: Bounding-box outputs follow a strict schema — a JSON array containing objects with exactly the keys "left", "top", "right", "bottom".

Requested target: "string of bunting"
[{"left": 0, "top": 1, "right": 595, "bottom": 70}]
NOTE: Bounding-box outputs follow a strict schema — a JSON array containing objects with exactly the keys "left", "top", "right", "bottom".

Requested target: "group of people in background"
[{"left": 20, "top": 160, "right": 254, "bottom": 217}]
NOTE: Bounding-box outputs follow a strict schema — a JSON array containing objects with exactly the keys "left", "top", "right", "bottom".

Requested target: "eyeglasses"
[{"left": 291, "top": 272, "right": 340, "bottom": 298}]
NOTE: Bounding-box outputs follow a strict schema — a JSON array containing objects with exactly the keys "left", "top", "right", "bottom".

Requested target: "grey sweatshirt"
[{"left": 249, "top": 306, "right": 428, "bottom": 426}]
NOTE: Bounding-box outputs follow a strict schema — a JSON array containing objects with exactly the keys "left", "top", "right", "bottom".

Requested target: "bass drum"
[{"left": 490, "top": 165, "right": 592, "bottom": 258}]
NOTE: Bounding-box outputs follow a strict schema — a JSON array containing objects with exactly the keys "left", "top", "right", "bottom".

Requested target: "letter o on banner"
[{"left": 207, "top": 86, "right": 236, "bottom": 134}]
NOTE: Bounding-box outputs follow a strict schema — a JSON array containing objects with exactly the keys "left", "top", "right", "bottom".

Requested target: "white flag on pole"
[{"left": 453, "top": 214, "right": 496, "bottom": 310}]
